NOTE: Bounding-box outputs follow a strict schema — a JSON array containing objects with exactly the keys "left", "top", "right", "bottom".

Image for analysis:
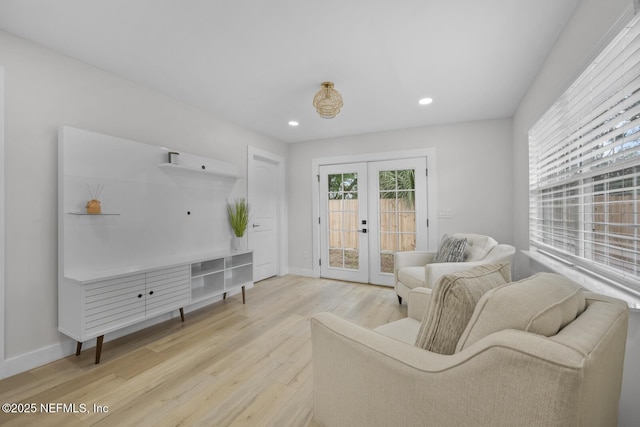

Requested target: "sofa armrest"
[
  {"left": 407, "top": 287, "right": 432, "bottom": 321},
  {"left": 424, "top": 249, "right": 515, "bottom": 287},
  {"left": 311, "top": 312, "right": 586, "bottom": 427},
  {"left": 424, "top": 261, "right": 488, "bottom": 287}
]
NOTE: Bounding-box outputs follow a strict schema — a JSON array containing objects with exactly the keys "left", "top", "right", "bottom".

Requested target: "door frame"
[
  {"left": 247, "top": 146, "right": 287, "bottom": 278},
  {"left": 311, "top": 148, "right": 438, "bottom": 279},
  {"left": 0, "top": 67, "right": 5, "bottom": 374}
]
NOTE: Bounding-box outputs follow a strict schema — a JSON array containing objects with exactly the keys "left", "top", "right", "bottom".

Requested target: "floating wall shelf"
[
  {"left": 67, "top": 212, "right": 120, "bottom": 216},
  {"left": 158, "top": 163, "right": 239, "bottom": 178}
]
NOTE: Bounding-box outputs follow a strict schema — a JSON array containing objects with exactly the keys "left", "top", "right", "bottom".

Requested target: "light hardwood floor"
[{"left": 0, "top": 275, "right": 406, "bottom": 426}]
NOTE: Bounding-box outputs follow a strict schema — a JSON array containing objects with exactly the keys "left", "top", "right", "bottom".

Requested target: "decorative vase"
[
  {"left": 231, "top": 235, "right": 245, "bottom": 251},
  {"left": 86, "top": 199, "right": 101, "bottom": 214}
]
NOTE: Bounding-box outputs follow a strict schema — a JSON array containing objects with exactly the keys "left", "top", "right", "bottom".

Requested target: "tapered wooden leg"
[
  {"left": 242, "top": 286, "right": 245, "bottom": 304},
  {"left": 76, "top": 341, "right": 83, "bottom": 356},
  {"left": 223, "top": 292, "right": 227, "bottom": 300},
  {"left": 95, "top": 335, "right": 104, "bottom": 364},
  {"left": 179, "top": 307, "right": 185, "bottom": 322},
  {"left": 397, "top": 295, "right": 402, "bottom": 305}
]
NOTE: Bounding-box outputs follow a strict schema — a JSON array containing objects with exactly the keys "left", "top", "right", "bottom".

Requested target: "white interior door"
[
  {"left": 319, "top": 163, "right": 369, "bottom": 283},
  {"left": 248, "top": 151, "right": 280, "bottom": 282}
]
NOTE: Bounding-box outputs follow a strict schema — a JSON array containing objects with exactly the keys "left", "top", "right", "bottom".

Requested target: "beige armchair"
[
  {"left": 311, "top": 273, "right": 629, "bottom": 427},
  {"left": 394, "top": 233, "right": 515, "bottom": 304}
]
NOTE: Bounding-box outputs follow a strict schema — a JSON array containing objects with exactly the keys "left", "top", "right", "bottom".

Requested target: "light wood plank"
[{"left": 0, "top": 276, "right": 405, "bottom": 426}]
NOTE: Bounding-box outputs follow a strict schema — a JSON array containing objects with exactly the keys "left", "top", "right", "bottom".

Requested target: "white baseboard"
[
  {"left": 0, "top": 340, "right": 74, "bottom": 379},
  {"left": 0, "top": 284, "right": 254, "bottom": 379},
  {"left": 287, "top": 268, "right": 318, "bottom": 278}
]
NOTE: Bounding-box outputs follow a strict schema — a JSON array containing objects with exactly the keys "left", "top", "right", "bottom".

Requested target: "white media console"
[
  {"left": 58, "top": 127, "right": 252, "bottom": 363},
  {"left": 59, "top": 250, "right": 252, "bottom": 363}
]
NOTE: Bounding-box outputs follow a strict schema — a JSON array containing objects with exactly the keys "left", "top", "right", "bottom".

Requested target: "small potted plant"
[{"left": 226, "top": 198, "right": 250, "bottom": 250}]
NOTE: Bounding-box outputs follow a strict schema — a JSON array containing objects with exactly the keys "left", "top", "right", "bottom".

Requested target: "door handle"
[
  {"left": 252, "top": 224, "right": 260, "bottom": 228},
  {"left": 358, "top": 228, "right": 367, "bottom": 233}
]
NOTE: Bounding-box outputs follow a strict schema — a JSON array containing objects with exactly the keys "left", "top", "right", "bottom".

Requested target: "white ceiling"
[{"left": 0, "top": 0, "right": 580, "bottom": 143}]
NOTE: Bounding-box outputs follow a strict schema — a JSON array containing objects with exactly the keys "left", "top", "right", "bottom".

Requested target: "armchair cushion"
[
  {"left": 457, "top": 272, "right": 587, "bottom": 352},
  {"left": 433, "top": 235, "right": 468, "bottom": 263},
  {"left": 397, "top": 266, "right": 428, "bottom": 291},
  {"left": 415, "top": 263, "right": 511, "bottom": 354}
]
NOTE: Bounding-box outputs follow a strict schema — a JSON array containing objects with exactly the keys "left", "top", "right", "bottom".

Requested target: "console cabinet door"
[
  {"left": 84, "top": 274, "right": 146, "bottom": 336},
  {"left": 145, "top": 265, "right": 190, "bottom": 317}
]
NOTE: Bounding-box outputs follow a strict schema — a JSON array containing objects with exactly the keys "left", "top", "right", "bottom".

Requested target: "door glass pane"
[
  {"left": 397, "top": 169, "right": 414, "bottom": 190},
  {"left": 398, "top": 191, "right": 415, "bottom": 211},
  {"left": 378, "top": 169, "right": 416, "bottom": 274},
  {"left": 327, "top": 173, "right": 360, "bottom": 271},
  {"left": 329, "top": 248, "right": 343, "bottom": 268},
  {"left": 380, "top": 232, "right": 397, "bottom": 274},
  {"left": 329, "top": 231, "right": 342, "bottom": 249},
  {"left": 379, "top": 170, "right": 397, "bottom": 191},
  {"left": 328, "top": 212, "right": 342, "bottom": 229},
  {"left": 379, "top": 212, "right": 397, "bottom": 232},
  {"left": 328, "top": 191, "right": 342, "bottom": 201},
  {"left": 342, "top": 173, "right": 357, "bottom": 192},
  {"left": 343, "top": 211, "right": 358, "bottom": 230},
  {"left": 399, "top": 233, "right": 416, "bottom": 252}
]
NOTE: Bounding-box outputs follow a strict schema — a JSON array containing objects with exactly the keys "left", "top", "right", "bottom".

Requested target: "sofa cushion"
[
  {"left": 433, "top": 235, "right": 468, "bottom": 263},
  {"left": 414, "top": 263, "right": 511, "bottom": 354},
  {"left": 374, "top": 318, "right": 421, "bottom": 345},
  {"left": 452, "top": 233, "right": 498, "bottom": 261},
  {"left": 397, "top": 266, "right": 427, "bottom": 290},
  {"left": 456, "top": 272, "right": 586, "bottom": 353}
]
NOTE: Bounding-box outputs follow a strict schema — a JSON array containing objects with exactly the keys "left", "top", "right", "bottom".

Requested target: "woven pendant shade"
[{"left": 313, "top": 82, "right": 343, "bottom": 119}]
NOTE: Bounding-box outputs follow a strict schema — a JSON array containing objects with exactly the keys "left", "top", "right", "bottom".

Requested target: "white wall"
[
  {"left": 511, "top": 0, "right": 638, "bottom": 424},
  {"left": 0, "top": 30, "right": 287, "bottom": 372},
  {"left": 287, "top": 118, "right": 513, "bottom": 275}
]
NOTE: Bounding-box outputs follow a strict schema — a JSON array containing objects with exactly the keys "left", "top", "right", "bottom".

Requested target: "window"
[{"left": 529, "top": 14, "right": 640, "bottom": 292}]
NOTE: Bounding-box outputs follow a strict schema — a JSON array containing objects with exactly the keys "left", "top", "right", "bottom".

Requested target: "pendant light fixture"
[{"left": 313, "top": 82, "right": 343, "bottom": 119}]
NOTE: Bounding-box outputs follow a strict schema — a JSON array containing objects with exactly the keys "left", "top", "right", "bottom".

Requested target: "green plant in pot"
[{"left": 226, "top": 198, "right": 250, "bottom": 250}]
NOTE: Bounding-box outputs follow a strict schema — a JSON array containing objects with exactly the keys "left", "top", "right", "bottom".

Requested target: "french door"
[
  {"left": 319, "top": 158, "right": 427, "bottom": 286},
  {"left": 319, "top": 163, "right": 369, "bottom": 283}
]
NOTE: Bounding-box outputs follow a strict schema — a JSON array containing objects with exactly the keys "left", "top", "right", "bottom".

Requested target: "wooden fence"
[{"left": 328, "top": 199, "right": 416, "bottom": 251}]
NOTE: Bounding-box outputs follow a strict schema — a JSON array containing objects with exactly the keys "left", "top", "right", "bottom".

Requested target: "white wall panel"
[{"left": 60, "top": 126, "right": 237, "bottom": 274}]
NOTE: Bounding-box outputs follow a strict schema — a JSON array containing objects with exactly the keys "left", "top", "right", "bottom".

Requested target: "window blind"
[{"left": 529, "top": 13, "right": 640, "bottom": 290}]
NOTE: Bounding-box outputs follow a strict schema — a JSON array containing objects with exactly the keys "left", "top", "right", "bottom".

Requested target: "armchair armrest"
[
  {"left": 483, "top": 244, "right": 516, "bottom": 264},
  {"left": 395, "top": 252, "right": 437, "bottom": 288},
  {"left": 394, "top": 251, "right": 436, "bottom": 270},
  {"left": 407, "top": 287, "right": 432, "bottom": 321}
]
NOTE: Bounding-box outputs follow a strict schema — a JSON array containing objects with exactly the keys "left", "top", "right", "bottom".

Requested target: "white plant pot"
[{"left": 231, "top": 235, "right": 245, "bottom": 251}]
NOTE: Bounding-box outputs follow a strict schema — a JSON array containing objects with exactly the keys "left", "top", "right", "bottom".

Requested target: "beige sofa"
[
  {"left": 394, "top": 233, "right": 515, "bottom": 304},
  {"left": 311, "top": 273, "right": 629, "bottom": 427}
]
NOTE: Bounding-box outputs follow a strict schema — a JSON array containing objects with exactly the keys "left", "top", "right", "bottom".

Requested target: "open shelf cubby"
[
  {"left": 191, "top": 258, "right": 224, "bottom": 278},
  {"left": 227, "top": 252, "right": 253, "bottom": 268},
  {"left": 189, "top": 250, "right": 253, "bottom": 303}
]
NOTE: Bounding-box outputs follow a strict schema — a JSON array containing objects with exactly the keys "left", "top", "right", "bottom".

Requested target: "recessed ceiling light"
[
  {"left": 418, "top": 97, "right": 433, "bottom": 105},
  {"left": 288, "top": 121, "right": 299, "bottom": 127}
]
